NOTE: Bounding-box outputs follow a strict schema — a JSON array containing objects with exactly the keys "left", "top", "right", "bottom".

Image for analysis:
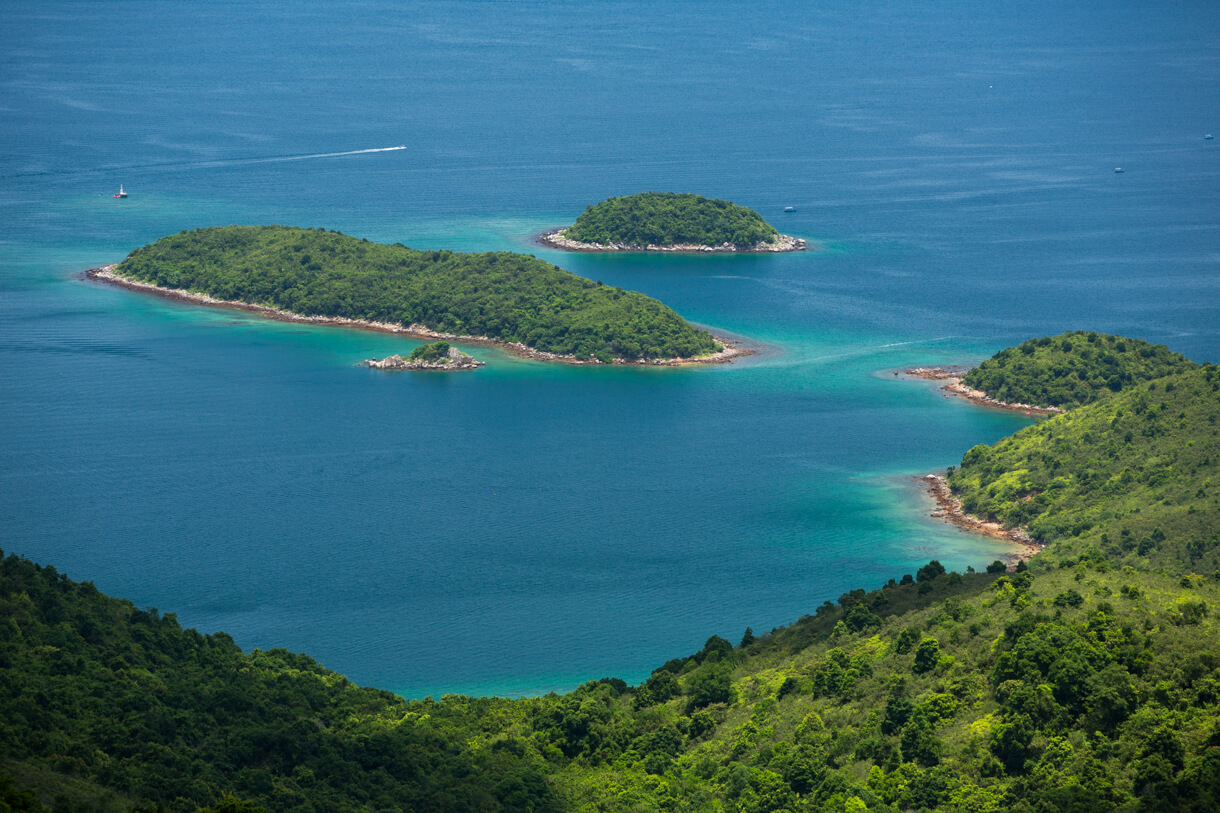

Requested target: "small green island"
[
  {"left": 89, "top": 225, "right": 744, "bottom": 365},
  {"left": 542, "top": 192, "right": 806, "bottom": 252}
]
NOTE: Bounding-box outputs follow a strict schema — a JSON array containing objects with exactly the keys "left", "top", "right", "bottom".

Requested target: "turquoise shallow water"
[{"left": 2, "top": 0, "right": 1218, "bottom": 698}]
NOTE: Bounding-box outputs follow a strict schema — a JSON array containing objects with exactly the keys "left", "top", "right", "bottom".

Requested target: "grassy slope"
[
  {"left": 948, "top": 366, "right": 1220, "bottom": 571},
  {"left": 116, "top": 226, "right": 718, "bottom": 362},
  {"left": 562, "top": 193, "right": 779, "bottom": 248},
  {"left": 960, "top": 332, "right": 1197, "bottom": 409}
]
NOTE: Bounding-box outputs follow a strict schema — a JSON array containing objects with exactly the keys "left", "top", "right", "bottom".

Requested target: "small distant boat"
[
  {"left": 1114, "top": 167, "right": 1123, "bottom": 173},
  {"left": 1207, "top": 134, "right": 1215, "bottom": 140},
  {"left": 783, "top": 206, "right": 796, "bottom": 212},
  {"left": 113, "top": 185, "right": 128, "bottom": 198}
]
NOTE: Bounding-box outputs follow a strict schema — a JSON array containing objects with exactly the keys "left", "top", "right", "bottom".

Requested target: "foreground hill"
[
  {"left": 557, "top": 193, "right": 786, "bottom": 249},
  {"left": 961, "top": 332, "right": 1197, "bottom": 409},
  {"left": 112, "top": 226, "right": 720, "bottom": 362},
  {"left": 0, "top": 552, "right": 554, "bottom": 812},
  {"left": 3, "top": 345, "right": 1218, "bottom": 812}
]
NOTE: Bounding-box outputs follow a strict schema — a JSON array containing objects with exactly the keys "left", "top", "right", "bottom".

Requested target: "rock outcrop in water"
[{"left": 365, "top": 345, "right": 484, "bottom": 371}]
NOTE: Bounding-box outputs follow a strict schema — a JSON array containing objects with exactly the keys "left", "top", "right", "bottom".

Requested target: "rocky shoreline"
[
  {"left": 903, "top": 366, "right": 1064, "bottom": 415},
  {"left": 539, "top": 230, "right": 806, "bottom": 253},
  {"left": 85, "top": 265, "right": 753, "bottom": 367},
  {"left": 921, "top": 474, "right": 1042, "bottom": 568}
]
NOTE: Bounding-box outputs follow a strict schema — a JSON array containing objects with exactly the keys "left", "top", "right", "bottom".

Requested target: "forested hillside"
[
  {"left": 961, "top": 332, "right": 1196, "bottom": 409},
  {"left": 949, "top": 365, "right": 1220, "bottom": 569},
  {"left": 116, "top": 226, "right": 719, "bottom": 362},
  {"left": 4, "top": 346, "right": 1219, "bottom": 812},
  {"left": 0, "top": 552, "right": 560, "bottom": 812},
  {"left": 0, "top": 551, "right": 562, "bottom": 812},
  {"left": 562, "top": 193, "right": 779, "bottom": 248}
]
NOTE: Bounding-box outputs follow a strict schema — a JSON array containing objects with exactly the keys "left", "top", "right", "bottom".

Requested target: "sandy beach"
[{"left": 86, "top": 265, "right": 754, "bottom": 367}]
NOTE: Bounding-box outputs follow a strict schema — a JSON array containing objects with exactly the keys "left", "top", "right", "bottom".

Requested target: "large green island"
[
  {"left": 3, "top": 338, "right": 1218, "bottom": 812},
  {"left": 542, "top": 192, "right": 806, "bottom": 252},
  {"left": 89, "top": 225, "right": 744, "bottom": 365}
]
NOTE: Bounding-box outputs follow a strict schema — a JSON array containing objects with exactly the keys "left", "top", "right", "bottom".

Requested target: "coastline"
[
  {"left": 921, "top": 474, "right": 1042, "bottom": 568},
  {"left": 903, "top": 366, "right": 1064, "bottom": 415},
  {"left": 85, "top": 265, "right": 753, "bottom": 367},
  {"left": 539, "top": 229, "right": 807, "bottom": 253}
]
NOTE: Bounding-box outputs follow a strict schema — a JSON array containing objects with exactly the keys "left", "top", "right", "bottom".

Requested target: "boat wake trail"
[
  {"left": 241, "top": 146, "right": 407, "bottom": 164},
  {"left": 1, "top": 146, "right": 407, "bottom": 180},
  {"left": 878, "top": 336, "right": 956, "bottom": 348}
]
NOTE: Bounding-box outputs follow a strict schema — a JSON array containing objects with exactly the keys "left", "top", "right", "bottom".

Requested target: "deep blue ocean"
[{"left": 2, "top": 0, "right": 1218, "bottom": 698}]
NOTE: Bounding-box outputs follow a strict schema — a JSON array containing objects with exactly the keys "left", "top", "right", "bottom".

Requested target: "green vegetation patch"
[
  {"left": 410, "top": 341, "right": 452, "bottom": 362},
  {"left": 949, "top": 365, "right": 1220, "bottom": 570},
  {"left": 962, "top": 331, "right": 1197, "bottom": 408},
  {"left": 117, "top": 226, "right": 718, "bottom": 361},
  {"left": 562, "top": 192, "right": 779, "bottom": 248}
]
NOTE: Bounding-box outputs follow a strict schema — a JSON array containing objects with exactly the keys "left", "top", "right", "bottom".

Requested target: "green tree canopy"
[
  {"left": 410, "top": 341, "right": 451, "bottom": 362},
  {"left": 961, "top": 331, "right": 1197, "bottom": 408},
  {"left": 4, "top": 337, "right": 1220, "bottom": 813}
]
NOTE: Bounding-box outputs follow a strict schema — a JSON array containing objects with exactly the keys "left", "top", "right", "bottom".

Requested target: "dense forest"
[
  {"left": 961, "top": 332, "right": 1197, "bottom": 409},
  {"left": 4, "top": 339, "right": 1219, "bottom": 812},
  {"left": 115, "top": 226, "right": 719, "bottom": 362},
  {"left": 0, "top": 552, "right": 557, "bottom": 812},
  {"left": 561, "top": 193, "right": 780, "bottom": 248}
]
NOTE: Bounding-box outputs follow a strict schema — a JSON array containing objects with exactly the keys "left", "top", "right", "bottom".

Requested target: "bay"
[{"left": 1, "top": 0, "right": 1217, "bottom": 698}]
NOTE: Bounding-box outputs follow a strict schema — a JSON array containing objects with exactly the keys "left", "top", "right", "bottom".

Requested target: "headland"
[{"left": 902, "top": 366, "right": 1064, "bottom": 414}]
